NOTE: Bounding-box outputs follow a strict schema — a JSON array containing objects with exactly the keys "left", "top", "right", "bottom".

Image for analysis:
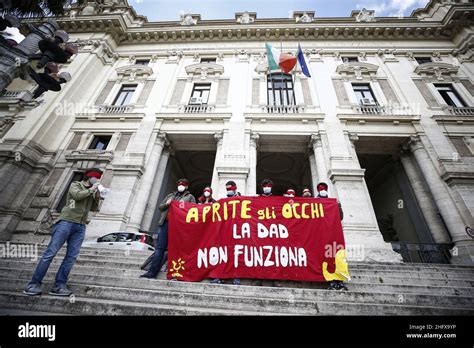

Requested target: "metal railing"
[
  {"left": 0, "top": 90, "right": 33, "bottom": 102},
  {"left": 354, "top": 104, "right": 385, "bottom": 114},
  {"left": 182, "top": 104, "right": 214, "bottom": 113},
  {"left": 99, "top": 105, "right": 133, "bottom": 113},
  {"left": 262, "top": 105, "right": 302, "bottom": 113},
  {"left": 391, "top": 242, "right": 453, "bottom": 264},
  {"left": 444, "top": 106, "right": 474, "bottom": 116}
]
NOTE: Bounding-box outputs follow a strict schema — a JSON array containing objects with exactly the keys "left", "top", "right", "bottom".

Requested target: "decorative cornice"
[
  {"left": 54, "top": 14, "right": 459, "bottom": 44},
  {"left": 115, "top": 64, "right": 153, "bottom": 81},
  {"left": 414, "top": 62, "right": 459, "bottom": 80},
  {"left": 336, "top": 62, "right": 379, "bottom": 79},
  {"left": 185, "top": 62, "right": 224, "bottom": 79}
]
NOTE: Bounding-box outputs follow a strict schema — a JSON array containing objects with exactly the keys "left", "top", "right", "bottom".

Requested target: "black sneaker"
[
  {"left": 327, "top": 280, "right": 338, "bottom": 290},
  {"left": 139, "top": 272, "right": 156, "bottom": 279},
  {"left": 23, "top": 284, "right": 42, "bottom": 296},
  {"left": 49, "top": 285, "right": 73, "bottom": 297},
  {"left": 336, "top": 281, "right": 349, "bottom": 291}
]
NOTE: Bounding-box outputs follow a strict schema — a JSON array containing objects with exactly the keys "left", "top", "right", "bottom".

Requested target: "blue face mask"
[
  {"left": 226, "top": 190, "right": 235, "bottom": 197},
  {"left": 89, "top": 177, "right": 99, "bottom": 185}
]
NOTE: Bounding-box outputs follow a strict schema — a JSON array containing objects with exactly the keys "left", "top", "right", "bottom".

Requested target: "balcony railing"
[
  {"left": 99, "top": 105, "right": 133, "bottom": 113},
  {"left": 443, "top": 106, "right": 474, "bottom": 116},
  {"left": 262, "top": 105, "right": 302, "bottom": 113},
  {"left": 354, "top": 104, "right": 385, "bottom": 114},
  {"left": 0, "top": 90, "right": 33, "bottom": 102},
  {"left": 181, "top": 104, "right": 214, "bottom": 113}
]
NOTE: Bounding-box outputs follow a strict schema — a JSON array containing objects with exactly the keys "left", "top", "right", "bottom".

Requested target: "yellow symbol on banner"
[
  {"left": 170, "top": 258, "right": 186, "bottom": 278},
  {"left": 322, "top": 249, "right": 351, "bottom": 281}
]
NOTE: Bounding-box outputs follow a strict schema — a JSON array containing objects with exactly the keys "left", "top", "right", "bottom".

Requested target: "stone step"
[
  {"left": 4, "top": 265, "right": 473, "bottom": 300},
  {"left": 2, "top": 275, "right": 473, "bottom": 311},
  {"left": 15, "top": 244, "right": 474, "bottom": 270},
  {"left": 13, "top": 243, "right": 473, "bottom": 269},
  {"left": 0, "top": 291, "right": 281, "bottom": 316},
  {"left": 2, "top": 257, "right": 472, "bottom": 281},
  {"left": 0, "top": 287, "right": 471, "bottom": 316},
  {"left": 2, "top": 261, "right": 472, "bottom": 288},
  {"left": 32, "top": 250, "right": 474, "bottom": 273},
  {"left": 4, "top": 269, "right": 474, "bottom": 296}
]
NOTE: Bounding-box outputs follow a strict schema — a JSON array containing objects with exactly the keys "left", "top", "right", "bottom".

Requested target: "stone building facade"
[{"left": 0, "top": 0, "right": 473, "bottom": 264}]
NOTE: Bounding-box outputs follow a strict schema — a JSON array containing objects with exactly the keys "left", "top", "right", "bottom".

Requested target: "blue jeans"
[
  {"left": 148, "top": 220, "right": 168, "bottom": 276},
  {"left": 29, "top": 220, "right": 86, "bottom": 287}
]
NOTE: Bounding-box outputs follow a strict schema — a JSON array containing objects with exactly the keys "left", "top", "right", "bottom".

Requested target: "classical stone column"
[
  {"left": 405, "top": 136, "right": 473, "bottom": 264},
  {"left": 307, "top": 152, "right": 318, "bottom": 196},
  {"left": 126, "top": 132, "right": 169, "bottom": 232},
  {"left": 140, "top": 145, "right": 171, "bottom": 233},
  {"left": 246, "top": 132, "right": 259, "bottom": 196},
  {"left": 327, "top": 133, "right": 403, "bottom": 263},
  {"left": 310, "top": 134, "right": 329, "bottom": 188},
  {"left": 211, "top": 131, "right": 224, "bottom": 196},
  {"left": 399, "top": 150, "right": 451, "bottom": 244}
]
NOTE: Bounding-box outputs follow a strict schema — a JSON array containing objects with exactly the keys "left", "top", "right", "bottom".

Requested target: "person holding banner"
[
  {"left": 316, "top": 182, "right": 348, "bottom": 291},
  {"left": 260, "top": 178, "right": 273, "bottom": 196},
  {"left": 140, "top": 178, "right": 196, "bottom": 279},
  {"left": 302, "top": 187, "right": 312, "bottom": 197},
  {"left": 197, "top": 186, "right": 216, "bottom": 204},
  {"left": 210, "top": 181, "right": 241, "bottom": 285},
  {"left": 284, "top": 188, "right": 296, "bottom": 198}
]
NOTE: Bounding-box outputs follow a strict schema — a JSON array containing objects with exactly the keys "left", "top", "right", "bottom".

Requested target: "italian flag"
[{"left": 265, "top": 43, "right": 297, "bottom": 73}]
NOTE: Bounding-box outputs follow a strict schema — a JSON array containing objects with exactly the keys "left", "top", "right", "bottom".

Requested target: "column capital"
[
  {"left": 309, "top": 133, "right": 322, "bottom": 148},
  {"left": 250, "top": 132, "right": 259, "bottom": 148},
  {"left": 348, "top": 132, "right": 359, "bottom": 147},
  {"left": 403, "top": 135, "right": 424, "bottom": 153},
  {"left": 214, "top": 131, "right": 223, "bottom": 145},
  {"left": 156, "top": 132, "right": 170, "bottom": 148}
]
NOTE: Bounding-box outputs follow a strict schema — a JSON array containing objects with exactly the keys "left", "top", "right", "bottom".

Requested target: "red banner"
[{"left": 167, "top": 196, "right": 349, "bottom": 282}]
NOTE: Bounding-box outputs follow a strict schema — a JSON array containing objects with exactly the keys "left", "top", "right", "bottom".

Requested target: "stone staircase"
[{"left": 0, "top": 244, "right": 473, "bottom": 315}]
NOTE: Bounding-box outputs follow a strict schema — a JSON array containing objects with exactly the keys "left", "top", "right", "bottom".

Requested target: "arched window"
[{"left": 267, "top": 73, "right": 295, "bottom": 106}]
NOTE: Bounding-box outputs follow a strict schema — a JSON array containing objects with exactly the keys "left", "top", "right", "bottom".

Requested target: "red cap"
[
  {"left": 317, "top": 183, "right": 328, "bottom": 191},
  {"left": 85, "top": 170, "right": 102, "bottom": 179}
]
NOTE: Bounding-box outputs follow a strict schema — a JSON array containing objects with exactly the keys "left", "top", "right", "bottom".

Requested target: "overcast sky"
[{"left": 130, "top": 0, "right": 430, "bottom": 21}]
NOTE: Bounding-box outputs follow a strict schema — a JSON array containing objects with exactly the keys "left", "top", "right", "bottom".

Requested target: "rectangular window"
[
  {"left": 352, "top": 83, "right": 377, "bottom": 105},
  {"left": 415, "top": 57, "right": 432, "bottom": 65},
  {"left": 267, "top": 73, "right": 296, "bottom": 106},
  {"left": 89, "top": 135, "right": 112, "bottom": 150},
  {"left": 435, "top": 84, "right": 466, "bottom": 107},
  {"left": 189, "top": 83, "right": 211, "bottom": 104},
  {"left": 200, "top": 57, "right": 216, "bottom": 63},
  {"left": 135, "top": 59, "right": 150, "bottom": 66},
  {"left": 113, "top": 85, "right": 137, "bottom": 106},
  {"left": 56, "top": 171, "right": 84, "bottom": 212},
  {"left": 342, "top": 56, "right": 359, "bottom": 63}
]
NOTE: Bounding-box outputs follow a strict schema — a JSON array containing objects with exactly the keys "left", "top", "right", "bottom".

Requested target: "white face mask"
[
  {"left": 177, "top": 185, "right": 186, "bottom": 193},
  {"left": 288, "top": 194, "right": 294, "bottom": 198},
  {"left": 226, "top": 190, "right": 234, "bottom": 197},
  {"left": 263, "top": 187, "right": 272, "bottom": 194},
  {"left": 89, "top": 177, "right": 99, "bottom": 185},
  {"left": 303, "top": 193, "right": 311, "bottom": 197},
  {"left": 204, "top": 191, "right": 211, "bottom": 197},
  {"left": 319, "top": 190, "right": 328, "bottom": 197}
]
